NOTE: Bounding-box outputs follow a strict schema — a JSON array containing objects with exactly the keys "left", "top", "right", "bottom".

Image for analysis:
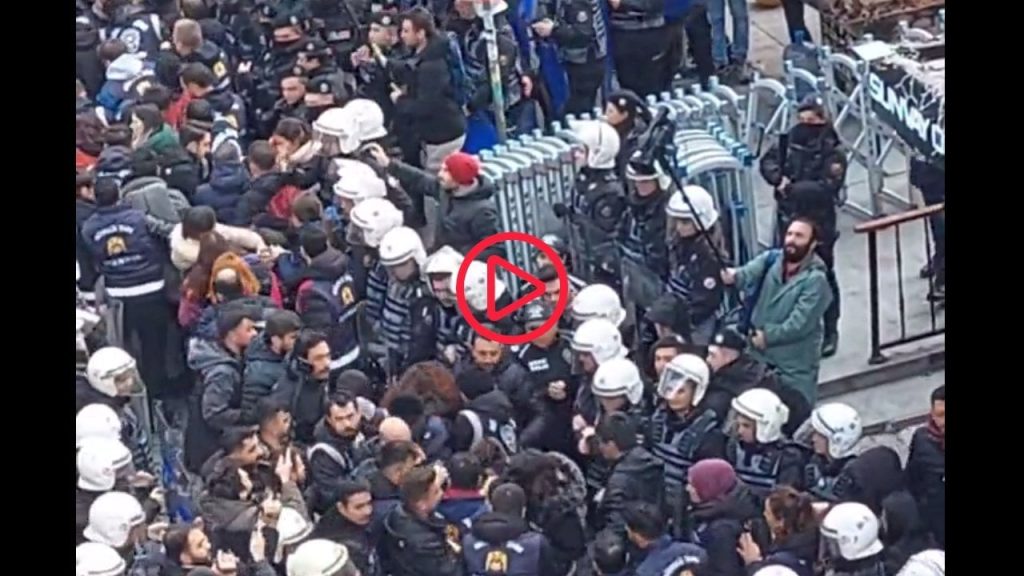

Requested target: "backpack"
[{"left": 445, "top": 31, "right": 474, "bottom": 107}]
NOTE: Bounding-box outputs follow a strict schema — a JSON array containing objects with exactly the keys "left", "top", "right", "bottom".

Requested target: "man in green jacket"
[{"left": 721, "top": 218, "right": 833, "bottom": 404}]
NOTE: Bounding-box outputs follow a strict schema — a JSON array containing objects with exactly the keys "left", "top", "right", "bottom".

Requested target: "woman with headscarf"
[{"left": 687, "top": 458, "right": 763, "bottom": 576}]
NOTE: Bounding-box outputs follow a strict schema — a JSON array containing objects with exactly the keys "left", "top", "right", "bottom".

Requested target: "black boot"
[{"left": 821, "top": 332, "right": 839, "bottom": 358}]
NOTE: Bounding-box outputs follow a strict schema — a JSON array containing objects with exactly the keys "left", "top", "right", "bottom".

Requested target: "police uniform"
[
  {"left": 351, "top": 12, "right": 401, "bottom": 124},
  {"left": 380, "top": 277, "right": 438, "bottom": 377},
  {"left": 296, "top": 274, "right": 362, "bottom": 372},
  {"left": 618, "top": 187, "right": 670, "bottom": 280},
  {"left": 95, "top": 7, "right": 164, "bottom": 60},
  {"left": 452, "top": 14, "right": 526, "bottom": 129},
  {"left": 178, "top": 41, "right": 233, "bottom": 92},
  {"left": 462, "top": 529, "right": 545, "bottom": 576},
  {"left": 537, "top": 0, "right": 609, "bottom": 116},
  {"left": 308, "top": 0, "right": 367, "bottom": 70},
  {"left": 647, "top": 406, "right": 725, "bottom": 532},
  {"left": 435, "top": 304, "right": 465, "bottom": 361},
  {"left": 360, "top": 255, "right": 388, "bottom": 321},
  {"left": 725, "top": 438, "right": 808, "bottom": 503},
  {"left": 666, "top": 235, "right": 723, "bottom": 343},
  {"left": 514, "top": 336, "right": 575, "bottom": 452},
  {"left": 804, "top": 452, "right": 856, "bottom": 503},
  {"left": 301, "top": 38, "right": 350, "bottom": 97}
]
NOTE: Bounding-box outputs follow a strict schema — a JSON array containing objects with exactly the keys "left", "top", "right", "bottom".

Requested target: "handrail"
[
  {"left": 854, "top": 203, "right": 945, "bottom": 234},
  {"left": 855, "top": 204, "right": 945, "bottom": 364}
]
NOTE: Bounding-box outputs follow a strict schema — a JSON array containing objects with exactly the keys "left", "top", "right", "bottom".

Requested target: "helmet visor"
[
  {"left": 657, "top": 365, "right": 692, "bottom": 399},
  {"left": 112, "top": 366, "right": 143, "bottom": 396}
]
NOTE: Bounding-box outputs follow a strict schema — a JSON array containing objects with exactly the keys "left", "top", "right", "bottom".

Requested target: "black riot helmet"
[{"left": 516, "top": 299, "right": 554, "bottom": 328}]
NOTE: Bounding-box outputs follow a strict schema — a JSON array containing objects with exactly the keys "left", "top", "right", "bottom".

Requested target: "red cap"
[{"left": 443, "top": 152, "right": 480, "bottom": 186}]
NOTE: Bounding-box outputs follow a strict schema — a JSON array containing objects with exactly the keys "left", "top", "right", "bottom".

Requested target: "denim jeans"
[{"left": 707, "top": 0, "right": 750, "bottom": 67}]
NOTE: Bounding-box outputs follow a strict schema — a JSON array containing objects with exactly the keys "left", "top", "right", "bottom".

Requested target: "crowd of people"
[{"left": 75, "top": 1, "right": 946, "bottom": 576}]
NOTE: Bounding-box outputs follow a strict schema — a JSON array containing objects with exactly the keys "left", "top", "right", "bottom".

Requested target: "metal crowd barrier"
[{"left": 478, "top": 86, "right": 761, "bottom": 297}]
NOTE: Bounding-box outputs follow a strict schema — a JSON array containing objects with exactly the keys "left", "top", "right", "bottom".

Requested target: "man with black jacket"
[
  {"left": 463, "top": 483, "right": 562, "bottom": 576},
  {"left": 307, "top": 391, "right": 366, "bottom": 515},
  {"left": 595, "top": 412, "right": 665, "bottom": 534},
  {"left": 370, "top": 146, "right": 504, "bottom": 259},
  {"left": 241, "top": 310, "right": 301, "bottom": 424},
  {"left": 619, "top": 163, "right": 671, "bottom": 281},
  {"left": 270, "top": 330, "right": 334, "bottom": 445},
  {"left": 533, "top": 0, "right": 609, "bottom": 117},
  {"left": 759, "top": 97, "right": 847, "bottom": 357},
  {"left": 313, "top": 479, "right": 381, "bottom": 576},
  {"left": 380, "top": 465, "right": 462, "bottom": 576},
  {"left": 393, "top": 8, "right": 467, "bottom": 171},
  {"left": 906, "top": 385, "right": 945, "bottom": 548}
]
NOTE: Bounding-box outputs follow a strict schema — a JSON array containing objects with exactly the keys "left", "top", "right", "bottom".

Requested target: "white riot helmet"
[
  {"left": 287, "top": 539, "right": 353, "bottom": 576},
  {"left": 666, "top": 185, "right": 720, "bottom": 230},
  {"left": 76, "top": 403, "right": 122, "bottom": 448},
  {"left": 339, "top": 99, "right": 388, "bottom": 153},
  {"left": 571, "top": 120, "right": 620, "bottom": 170},
  {"left": 592, "top": 357, "right": 644, "bottom": 405},
  {"left": 76, "top": 542, "right": 127, "bottom": 576},
  {"left": 311, "top": 107, "right": 349, "bottom": 156},
  {"left": 424, "top": 246, "right": 465, "bottom": 301},
  {"left": 332, "top": 159, "right": 387, "bottom": 202},
  {"left": 809, "top": 403, "right": 863, "bottom": 459},
  {"left": 658, "top": 354, "right": 711, "bottom": 406},
  {"left": 820, "top": 502, "right": 884, "bottom": 561},
  {"left": 349, "top": 198, "right": 404, "bottom": 248},
  {"left": 626, "top": 156, "right": 672, "bottom": 190},
  {"left": 752, "top": 567, "right": 799, "bottom": 576},
  {"left": 379, "top": 226, "right": 427, "bottom": 268},
  {"left": 77, "top": 437, "right": 132, "bottom": 492},
  {"left": 452, "top": 260, "right": 506, "bottom": 313},
  {"left": 897, "top": 550, "right": 945, "bottom": 576},
  {"left": 86, "top": 347, "right": 139, "bottom": 397},
  {"left": 731, "top": 388, "right": 789, "bottom": 444},
  {"left": 571, "top": 319, "right": 627, "bottom": 364},
  {"left": 571, "top": 284, "right": 626, "bottom": 327},
  {"left": 84, "top": 491, "right": 145, "bottom": 547}
]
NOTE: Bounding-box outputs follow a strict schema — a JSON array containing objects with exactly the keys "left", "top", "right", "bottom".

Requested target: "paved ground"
[{"left": 743, "top": 3, "right": 945, "bottom": 382}]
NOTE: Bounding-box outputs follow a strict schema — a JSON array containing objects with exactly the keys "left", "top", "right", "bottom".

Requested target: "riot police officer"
[
  {"left": 759, "top": 96, "right": 847, "bottom": 357},
  {"left": 520, "top": 233, "right": 586, "bottom": 295},
  {"left": 532, "top": 0, "right": 609, "bottom": 117},
  {"left": 647, "top": 354, "right": 726, "bottom": 537},
  {"left": 347, "top": 197, "right": 404, "bottom": 315},
  {"left": 569, "top": 119, "right": 622, "bottom": 280},
  {"left": 89, "top": 0, "right": 164, "bottom": 61},
  {"left": 619, "top": 159, "right": 671, "bottom": 281},
  {"left": 298, "top": 37, "right": 349, "bottom": 98},
  {"left": 347, "top": 12, "right": 403, "bottom": 125},
  {"left": 424, "top": 246, "right": 466, "bottom": 366},
  {"left": 800, "top": 403, "right": 863, "bottom": 503},
  {"left": 377, "top": 226, "right": 437, "bottom": 378},
  {"left": 665, "top": 186, "right": 725, "bottom": 345},
  {"left": 725, "top": 388, "right": 807, "bottom": 503},
  {"left": 514, "top": 299, "right": 576, "bottom": 453},
  {"left": 170, "top": 18, "right": 233, "bottom": 91},
  {"left": 308, "top": 0, "right": 367, "bottom": 72},
  {"left": 607, "top": 0, "right": 670, "bottom": 97}
]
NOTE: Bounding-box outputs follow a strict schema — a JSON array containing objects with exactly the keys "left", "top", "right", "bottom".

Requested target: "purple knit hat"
[{"left": 688, "top": 458, "right": 738, "bottom": 502}]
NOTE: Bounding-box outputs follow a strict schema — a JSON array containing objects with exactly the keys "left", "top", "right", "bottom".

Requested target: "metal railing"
[{"left": 854, "top": 203, "right": 944, "bottom": 364}]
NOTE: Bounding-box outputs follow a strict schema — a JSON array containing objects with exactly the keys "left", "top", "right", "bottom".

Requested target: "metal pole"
[
  {"left": 477, "top": 0, "right": 508, "bottom": 142},
  {"left": 866, "top": 231, "right": 887, "bottom": 365}
]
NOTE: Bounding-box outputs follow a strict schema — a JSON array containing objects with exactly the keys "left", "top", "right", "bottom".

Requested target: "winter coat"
[
  {"left": 842, "top": 447, "right": 906, "bottom": 515},
  {"left": 880, "top": 490, "right": 935, "bottom": 576},
  {"left": 690, "top": 482, "right": 763, "bottom": 576},
  {"left": 198, "top": 481, "right": 307, "bottom": 559},
  {"left": 454, "top": 355, "right": 532, "bottom": 423},
  {"left": 76, "top": 199, "right": 99, "bottom": 293},
  {"left": 120, "top": 176, "right": 191, "bottom": 239},
  {"left": 306, "top": 419, "right": 360, "bottom": 515},
  {"left": 237, "top": 171, "right": 288, "bottom": 227},
  {"left": 632, "top": 536, "right": 707, "bottom": 576},
  {"left": 170, "top": 222, "right": 266, "bottom": 271},
  {"left": 905, "top": 424, "right": 944, "bottom": 547},
  {"left": 450, "top": 389, "right": 518, "bottom": 454},
  {"left": 269, "top": 360, "right": 330, "bottom": 446},
  {"left": 184, "top": 339, "right": 245, "bottom": 473},
  {"left": 745, "top": 529, "right": 818, "bottom": 576},
  {"left": 312, "top": 506, "right": 380, "bottom": 576},
  {"left": 598, "top": 446, "right": 664, "bottom": 534},
  {"left": 462, "top": 512, "right": 562, "bottom": 576},
  {"left": 380, "top": 506, "right": 463, "bottom": 576},
  {"left": 388, "top": 161, "right": 504, "bottom": 258},
  {"left": 392, "top": 36, "right": 467, "bottom": 145},
  {"left": 522, "top": 467, "right": 587, "bottom": 574},
  {"left": 437, "top": 487, "right": 487, "bottom": 536},
  {"left": 240, "top": 335, "right": 288, "bottom": 425},
  {"left": 733, "top": 250, "right": 833, "bottom": 403},
  {"left": 81, "top": 204, "right": 166, "bottom": 296},
  {"left": 194, "top": 161, "right": 251, "bottom": 226}
]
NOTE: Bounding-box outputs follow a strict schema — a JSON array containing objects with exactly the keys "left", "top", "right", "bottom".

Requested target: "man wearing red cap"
[{"left": 368, "top": 145, "right": 505, "bottom": 260}]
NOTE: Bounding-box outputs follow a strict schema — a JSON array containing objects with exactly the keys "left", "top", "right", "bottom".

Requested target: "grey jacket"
[{"left": 120, "top": 176, "right": 191, "bottom": 239}]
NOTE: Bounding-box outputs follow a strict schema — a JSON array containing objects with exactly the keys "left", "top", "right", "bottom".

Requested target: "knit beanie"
[
  {"left": 444, "top": 152, "right": 480, "bottom": 186},
  {"left": 687, "top": 458, "right": 738, "bottom": 502}
]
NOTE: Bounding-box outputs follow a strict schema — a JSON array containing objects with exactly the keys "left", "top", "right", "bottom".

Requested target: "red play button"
[
  {"left": 486, "top": 255, "right": 545, "bottom": 322},
  {"left": 455, "top": 232, "right": 570, "bottom": 346}
]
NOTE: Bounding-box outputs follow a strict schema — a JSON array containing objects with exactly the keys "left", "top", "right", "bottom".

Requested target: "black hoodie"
[
  {"left": 240, "top": 335, "right": 289, "bottom": 425},
  {"left": 393, "top": 35, "right": 467, "bottom": 145},
  {"left": 598, "top": 445, "right": 664, "bottom": 534},
  {"left": 880, "top": 490, "right": 935, "bottom": 575},
  {"left": 269, "top": 358, "right": 329, "bottom": 446},
  {"left": 450, "top": 389, "right": 516, "bottom": 453},
  {"left": 239, "top": 170, "right": 289, "bottom": 228},
  {"left": 464, "top": 512, "right": 562, "bottom": 576}
]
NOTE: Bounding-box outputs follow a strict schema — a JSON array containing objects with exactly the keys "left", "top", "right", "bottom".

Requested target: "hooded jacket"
[
  {"left": 462, "top": 512, "right": 562, "bottom": 576},
  {"left": 691, "top": 482, "right": 763, "bottom": 576},
  {"left": 450, "top": 389, "right": 517, "bottom": 454},
  {"left": 733, "top": 250, "right": 834, "bottom": 404},
  {"left": 240, "top": 335, "right": 289, "bottom": 425},
  {"left": 455, "top": 356, "right": 532, "bottom": 423},
  {"left": 380, "top": 506, "right": 463, "bottom": 576},
  {"left": 880, "top": 490, "right": 935, "bottom": 576},
  {"left": 294, "top": 248, "right": 349, "bottom": 330},
  {"left": 598, "top": 445, "right": 664, "bottom": 533},
  {"left": 840, "top": 446, "right": 906, "bottom": 515},
  {"left": 120, "top": 175, "right": 191, "bottom": 239},
  {"left": 269, "top": 359, "right": 329, "bottom": 446},
  {"left": 744, "top": 529, "right": 818, "bottom": 576},
  {"left": 194, "top": 161, "right": 251, "bottom": 226},
  {"left": 393, "top": 35, "right": 467, "bottom": 145},
  {"left": 184, "top": 339, "right": 245, "bottom": 472}
]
